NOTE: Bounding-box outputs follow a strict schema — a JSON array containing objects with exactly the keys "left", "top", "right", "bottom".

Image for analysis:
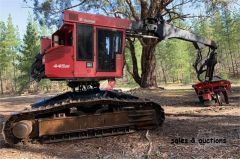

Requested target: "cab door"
[
  {"left": 74, "top": 24, "right": 95, "bottom": 77},
  {"left": 96, "top": 29, "right": 122, "bottom": 72}
]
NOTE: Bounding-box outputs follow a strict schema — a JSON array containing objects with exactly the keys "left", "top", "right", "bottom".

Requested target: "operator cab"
[{"left": 40, "top": 10, "right": 131, "bottom": 81}]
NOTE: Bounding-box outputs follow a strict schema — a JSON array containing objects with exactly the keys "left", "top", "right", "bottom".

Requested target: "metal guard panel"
[{"left": 39, "top": 112, "right": 129, "bottom": 136}]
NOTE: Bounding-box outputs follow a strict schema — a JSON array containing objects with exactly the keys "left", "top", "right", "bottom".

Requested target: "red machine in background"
[
  {"left": 193, "top": 80, "right": 231, "bottom": 106},
  {"left": 3, "top": 10, "right": 231, "bottom": 144}
]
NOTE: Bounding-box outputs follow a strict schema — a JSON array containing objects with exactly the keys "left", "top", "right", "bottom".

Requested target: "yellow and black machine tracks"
[{"left": 3, "top": 89, "right": 164, "bottom": 144}]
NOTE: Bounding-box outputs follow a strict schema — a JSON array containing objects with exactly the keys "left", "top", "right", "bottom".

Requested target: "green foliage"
[
  {"left": 210, "top": 8, "right": 240, "bottom": 78},
  {"left": 219, "top": 71, "right": 229, "bottom": 80},
  {"left": 17, "top": 15, "right": 40, "bottom": 92},
  {"left": 5, "top": 15, "right": 19, "bottom": 45},
  {"left": 38, "top": 79, "right": 51, "bottom": 92},
  {"left": 0, "top": 15, "right": 20, "bottom": 94},
  {"left": 155, "top": 7, "right": 240, "bottom": 84},
  {"left": 3, "top": 15, "right": 20, "bottom": 69},
  {"left": 204, "top": 0, "right": 232, "bottom": 13},
  {"left": 156, "top": 39, "right": 192, "bottom": 84},
  {"left": 0, "top": 13, "right": 55, "bottom": 94},
  {"left": 0, "top": 21, "right": 7, "bottom": 94},
  {"left": 0, "top": 21, "right": 7, "bottom": 69}
]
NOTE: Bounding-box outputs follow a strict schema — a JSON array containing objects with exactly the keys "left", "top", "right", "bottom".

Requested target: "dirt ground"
[{"left": 0, "top": 86, "right": 239, "bottom": 159}]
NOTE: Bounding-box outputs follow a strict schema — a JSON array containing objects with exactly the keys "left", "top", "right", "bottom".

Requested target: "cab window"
[{"left": 77, "top": 24, "right": 93, "bottom": 60}]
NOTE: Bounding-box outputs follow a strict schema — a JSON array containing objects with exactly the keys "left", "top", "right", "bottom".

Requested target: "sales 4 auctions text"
[{"left": 171, "top": 138, "right": 226, "bottom": 144}]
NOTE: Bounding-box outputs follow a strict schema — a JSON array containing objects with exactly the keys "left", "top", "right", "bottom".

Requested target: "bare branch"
[
  {"left": 63, "top": 0, "right": 87, "bottom": 11},
  {"left": 101, "top": 7, "right": 129, "bottom": 18},
  {"left": 138, "top": 0, "right": 149, "bottom": 18},
  {"left": 148, "top": 0, "right": 158, "bottom": 17},
  {"left": 161, "top": 0, "right": 174, "bottom": 8},
  {"left": 126, "top": 38, "right": 141, "bottom": 85},
  {"left": 170, "top": 0, "right": 192, "bottom": 10},
  {"left": 125, "top": 0, "right": 140, "bottom": 20},
  {"left": 22, "top": 0, "right": 87, "bottom": 15}
]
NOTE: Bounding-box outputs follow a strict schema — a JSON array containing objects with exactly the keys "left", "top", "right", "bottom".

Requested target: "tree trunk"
[
  {"left": 0, "top": 70, "right": 3, "bottom": 95},
  {"left": 128, "top": 40, "right": 141, "bottom": 85},
  {"left": 140, "top": 39, "right": 158, "bottom": 88},
  {"left": 160, "top": 61, "right": 167, "bottom": 84},
  {"left": 227, "top": 46, "right": 236, "bottom": 77},
  {"left": 127, "top": 39, "right": 159, "bottom": 88},
  {"left": 13, "top": 56, "right": 17, "bottom": 93},
  {"left": 225, "top": 11, "right": 236, "bottom": 77},
  {"left": 236, "top": 43, "right": 240, "bottom": 76}
]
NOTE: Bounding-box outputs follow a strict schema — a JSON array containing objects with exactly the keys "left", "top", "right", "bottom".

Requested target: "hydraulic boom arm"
[{"left": 127, "top": 18, "right": 218, "bottom": 82}]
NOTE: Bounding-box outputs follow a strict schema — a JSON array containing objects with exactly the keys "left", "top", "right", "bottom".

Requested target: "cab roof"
[{"left": 63, "top": 10, "right": 131, "bottom": 29}]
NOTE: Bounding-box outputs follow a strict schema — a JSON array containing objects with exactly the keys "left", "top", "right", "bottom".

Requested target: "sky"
[
  {"left": 0, "top": 0, "right": 33, "bottom": 39},
  {"left": 0, "top": 0, "right": 239, "bottom": 40},
  {"left": 0, "top": 0, "right": 204, "bottom": 40},
  {"left": 0, "top": 0, "right": 197, "bottom": 40}
]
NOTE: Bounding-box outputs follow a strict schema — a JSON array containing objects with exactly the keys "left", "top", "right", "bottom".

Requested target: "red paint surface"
[
  {"left": 193, "top": 80, "right": 231, "bottom": 91},
  {"left": 192, "top": 80, "right": 231, "bottom": 101},
  {"left": 202, "top": 93, "right": 212, "bottom": 101},
  {"left": 44, "top": 46, "right": 74, "bottom": 78},
  {"left": 40, "top": 37, "right": 51, "bottom": 54},
  {"left": 42, "top": 11, "right": 131, "bottom": 81},
  {"left": 64, "top": 10, "right": 131, "bottom": 29}
]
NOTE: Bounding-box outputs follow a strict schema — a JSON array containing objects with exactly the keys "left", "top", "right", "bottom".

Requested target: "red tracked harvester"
[
  {"left": 3, "top": 10, "right": 231, "bottom": 144},
  {"left": 3, "top": 10, "right": 165, "bottom": 144}
]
